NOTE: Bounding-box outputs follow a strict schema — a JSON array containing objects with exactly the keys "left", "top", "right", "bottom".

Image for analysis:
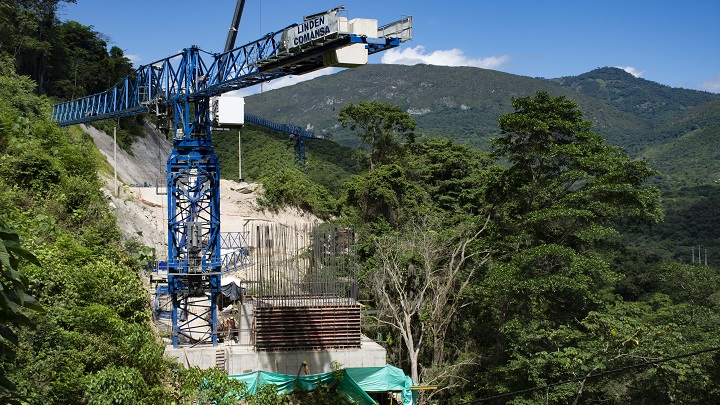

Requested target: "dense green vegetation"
[
  {"left": 331, "top": 95, "right": 720, "bottom": 404},
  {"left": 0, "top": 49, "right": 167, "bottom": 403},
  {"left": 2, "top": 1, "right": 719, "bottom": 403},
  {"left": 213, "top": 123, "right": 358, "bottom": 219},
  {"left": 0, "top": 0, "right": 133, "bottom": 98}
]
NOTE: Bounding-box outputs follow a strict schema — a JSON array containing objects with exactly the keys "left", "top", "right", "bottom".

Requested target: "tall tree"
[
  {"left": 474, "top": 91, "right": 664, "bottom": 401},
  {"left": 0, "top": 0, "right": 134, "bottom": 98},
  {"left": 370, "top": 215, "right": 489, "bottom": 387},
  {"left": 490, "top": 91, "right": 663, "bottom": 243},
  {"left": 5, "top": 0, "right": 77, "bottom": 94},
  {"left": 485, "top": 90, "right": 663, "bottom": 326},
  {"left": 338, "top": 101, "right": 416, "bottom": 171}
]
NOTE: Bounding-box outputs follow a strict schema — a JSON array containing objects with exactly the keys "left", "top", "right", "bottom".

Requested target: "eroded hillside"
[{"left": 83, "top": 122, "right": 320, "bottom": 257}]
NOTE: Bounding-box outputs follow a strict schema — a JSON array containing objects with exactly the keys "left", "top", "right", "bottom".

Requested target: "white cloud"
[
  {"left": 126, "top": 54, "right": 141, "bottom": 66},
  {"left": 617, "top": 66, "right": 646, "bottom": 78},
  {"left": 233, "top": 68, "right": 342, "bottom": 97},
  {"left": 380, "top": 45, "right": 509, "bottom": 69},
  {"left": 700, "top": 72, "right": 720, "bottom": 93}
]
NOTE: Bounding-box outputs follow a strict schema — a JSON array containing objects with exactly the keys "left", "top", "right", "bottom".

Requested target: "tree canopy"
[
  {"left": 337, "top": 92, "right": 720, "bottom": 404},
  {"left": 2, "top": 2, "right": 719, "bottom": 400},
  {"left": 339, "top": 101, "right": 416, "bottom": 171}
]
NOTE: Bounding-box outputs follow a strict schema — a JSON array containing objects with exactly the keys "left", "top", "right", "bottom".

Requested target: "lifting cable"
[{"left": 460, "top": 345, "right": 720, "bottom": 403}]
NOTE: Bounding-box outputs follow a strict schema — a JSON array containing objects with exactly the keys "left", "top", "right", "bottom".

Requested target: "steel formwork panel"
[{"left": 254, "top": 304, "right": 361, "bottom": 351}]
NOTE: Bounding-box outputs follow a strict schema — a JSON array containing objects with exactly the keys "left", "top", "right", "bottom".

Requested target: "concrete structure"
[
  {"left": 165, "top": 335, "right": 386, "bottom": 375},
  {"left": 164, "top": 300, "right": 387, "bottom": 374}
]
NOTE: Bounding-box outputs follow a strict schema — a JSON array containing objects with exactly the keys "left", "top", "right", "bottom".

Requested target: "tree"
[
  {"left": 0, "top": 216, "right": 42, "bottom": 404},
  {"left": 370, "top": 215, "right": 489, "bottom": 388},
  {"left": 338, "top": 101, "right": 416, "bottom": 171},
  {"left": 0, "top": 1, "right": 133, "bottom": 99},
  {"left": 105, "top": 46, "right": 133, "bottom": 87},
  {"left": 404, "top": 137, "right": 492, "bottom": 220},
  {"left": 462, "top": 92, "right": 662, "bottom": 401},
  {"left": 2, "top": 0, "right": 77, "bottom": 94},
  {"left": 482, "top": 90, "right": 662, "bottom": 333},
  {"left": 344, "top": 164, "right": 427, "bottom": 228},
  {"left": 490, "top": 91, "right": 663, "bottom": 244},
  {"left": 473, "top": 91, "right": 665, "bottom": 402}
]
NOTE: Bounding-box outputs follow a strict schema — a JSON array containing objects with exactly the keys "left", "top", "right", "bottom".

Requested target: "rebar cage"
[{"left": 239, "top": 223, "right": 361, "bottom": 350}]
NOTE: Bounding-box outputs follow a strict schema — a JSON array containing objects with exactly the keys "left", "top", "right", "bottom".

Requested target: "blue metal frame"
[
  {"left": 165, "top": 83, "right": 222, "bottom": 346},
  {"left": 244, "top": 114, "right": 324, "bottom": 165},
  {"left": 51, "top": 34, "right": 400, "bottom": 126}
]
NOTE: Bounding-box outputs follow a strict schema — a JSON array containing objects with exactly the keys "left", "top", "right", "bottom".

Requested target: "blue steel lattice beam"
[
  {"left": 165, "top": 90, "right": 222, "bottom": 346},
  {"left": 51, "top": 34, "right": 403, "bottom": 127},
  {"left": 244, "top": 114, "right": 325, "bottom": 165}
]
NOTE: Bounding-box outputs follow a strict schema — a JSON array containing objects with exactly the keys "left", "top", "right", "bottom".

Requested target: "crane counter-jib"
[{"left": 51, "top": 10, "right": 412, "bottom": 127}]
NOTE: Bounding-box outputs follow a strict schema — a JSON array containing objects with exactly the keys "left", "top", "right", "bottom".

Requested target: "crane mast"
[
  {"left": 225, "top": 0, "right": 246, "bottom": 53},
  {"left": 52, "top": 6, "right": 412, "bottom": 348}
]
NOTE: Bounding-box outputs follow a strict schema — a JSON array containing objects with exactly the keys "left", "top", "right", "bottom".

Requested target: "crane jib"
[{"left": 51, "top": 10, "right": 412, "bottom": 126}]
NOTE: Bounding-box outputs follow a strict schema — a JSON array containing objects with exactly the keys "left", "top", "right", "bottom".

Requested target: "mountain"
[
  {"left": 548, "top": 67, "right": 718, "bottom": 121},
  {"left": 549, "top": 67, "right": 720, "bottom": 163},
  {"left": 243, "top": 65, "right": 720, "bottom": 187},
  {"left": 641, "top": 98, "right": 720, "bottom": 187},
  {"left": 245, "top": 65, "right": 640, "bottom": 150}
]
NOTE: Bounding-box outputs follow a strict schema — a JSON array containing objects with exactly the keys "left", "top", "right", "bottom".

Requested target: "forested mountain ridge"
[
  {"left": 244, "top": 64, "right": 720, "bottom": 187},
  {"left": 548, "top": 67, "right": 718, "bottom": 121},
  {"left": 246, "top": 64, "right": 616, "bottom": 149},
  {"left": 3, "top": 1, "right": 720, "bottom": 403}
]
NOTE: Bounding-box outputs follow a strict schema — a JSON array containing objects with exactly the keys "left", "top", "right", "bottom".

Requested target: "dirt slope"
[{"left": 83, "top": 122, "right": 319, "bottom": 256}]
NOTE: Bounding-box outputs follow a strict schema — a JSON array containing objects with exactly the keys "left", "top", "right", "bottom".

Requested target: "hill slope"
[
  {"left": 548, "top": 67, "right": 718, "bottom": 121},
  {"left": 243, "top": 64, "right": 720, "bottom": 187},
  {"left": 245, "top": 65, "right": 653, "bottom": 151}
]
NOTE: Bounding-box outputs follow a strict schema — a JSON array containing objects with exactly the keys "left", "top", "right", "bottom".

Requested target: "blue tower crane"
[{"left": 51, "top": 5, "right": 412, "bottom": 348}]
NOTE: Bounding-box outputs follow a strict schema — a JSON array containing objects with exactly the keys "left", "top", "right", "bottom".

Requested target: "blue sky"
[{"left": 60, "top": 0, "right": 720, "bottom": 94}]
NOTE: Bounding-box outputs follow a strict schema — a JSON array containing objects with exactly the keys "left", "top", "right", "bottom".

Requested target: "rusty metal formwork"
[
  {"left": 254, "top": 301, "right": 361, "bottom": 351},
  {"left": 240, "top": 223, "right": 361, "bottom": 351}
]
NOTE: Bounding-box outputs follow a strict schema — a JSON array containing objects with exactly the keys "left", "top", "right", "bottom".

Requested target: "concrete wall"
[{"left": 165, "top": 335, "right": 386, "bottom": 375}]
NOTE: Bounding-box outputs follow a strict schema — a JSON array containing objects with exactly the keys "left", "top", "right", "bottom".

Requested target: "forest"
[{"left": 1, "top": 1, "right": 720, "bottom": 404}]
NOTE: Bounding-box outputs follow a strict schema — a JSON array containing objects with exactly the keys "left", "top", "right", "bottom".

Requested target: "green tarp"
[
  {"left": 346, "top": 366, "right": 416, "bottom": 405},
  {"left": 229, "top": 364, "right": 416, "bottom": 405}
]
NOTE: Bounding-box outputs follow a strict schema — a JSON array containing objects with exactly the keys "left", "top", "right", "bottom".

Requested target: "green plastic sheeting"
[
  {"left": 230, "top": 369, "right": 374, "bottom": 404},
  {"left": 229, "top": 364, "right": 416, "bottom": 405},
  {"left": 346, "top": 366, "right": 417, "bottom": 405}
]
